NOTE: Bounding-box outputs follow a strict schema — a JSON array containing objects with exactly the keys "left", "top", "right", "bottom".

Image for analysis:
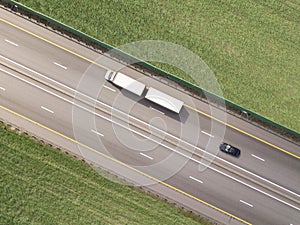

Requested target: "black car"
[{"left": 219, "top": 143, "right": 241, "bottom": 157}]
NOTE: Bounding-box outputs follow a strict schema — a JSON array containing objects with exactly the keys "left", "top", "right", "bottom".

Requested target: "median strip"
[
  {"left": 1, "top": 59, "right": 299, "bottom": 206},
  {"left": 1, "top": 17, "right": 298, "bottom": 161}
]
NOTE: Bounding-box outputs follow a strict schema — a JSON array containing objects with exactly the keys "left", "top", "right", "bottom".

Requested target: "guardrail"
[{"left": 2, "top": 0, "right": 300, "bottom": 141}]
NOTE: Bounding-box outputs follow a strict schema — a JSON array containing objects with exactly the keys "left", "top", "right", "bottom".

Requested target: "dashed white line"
[
  {"left": 2, "top": 54, "right": 299, "bottom": 200},
  {"left": 0, "top": 87, "right": 5, "bottom": 91},
  {"left": 5, "top": 39, "right": 18, "bottom": 46},
  {"left": 149, "top": 106, "right": 165, "bottom": 115},
  {"left": 53, "top": 62, "right": 67, "bottom": 70},
  {"left": 91, "top": 129, "right": 104, "bottom": 137},
  {"left": 189, "top": 176, "right": 203, "bottom": 184},
  {"left": 140, "top": 152, "right": 153, "bottom": 160},
  {"left": 251, "top": 154, "right": 265, "bottom": 162},
  {"left": 103, "top": 85, "right": 116, "bottom": 92},
  {"left": 1, "top": 63, "right": 300, "bottom": 211},
  {"left": 240, "top": 200, "right": 253, "bottom": 208},
  {"left": 41, "top": 106, "right": 54, "bottom": 114},
  {"left": 201, "top": 131, "right": 214, "bottom": 138}
]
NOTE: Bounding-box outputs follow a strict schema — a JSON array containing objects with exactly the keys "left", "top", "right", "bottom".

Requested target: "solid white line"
[
  {"left": 149, "top": 106, "right": 165, "bottom": 115},
  {"left": 189, "top": 176, "right": 203, "bottom": 184},
  {"left": 103, "top": 85, "right": 116, "bottom": 92},
  {"left": 41, "top": 106, "right": 54, "bottom": 114},
  {"left": 201, "top": 131, "right": 214, "bottom": 138},
  {"left": 2, "top": 67, "right": 300, "bottom": 211},
  {"left": 1, "top": 54, "right": 299, "bottom": 200},
  {"left": 240, "top": 200, "right": 253, "bottom": 208},
  {"left": 54, "top": 62, "right": 67, "bottom": 70},
  {"left": 140, "top": 152, "right": 153, "bottom": 160},
  {"left": 5, "top": 39, "right": 18, "bottom": 46},
  {"left": 91, "top": 129, "right": 104, "bottom": 137},
  {"left": 0, "top": 87, "right": 5, "bottom": 91},
  {"left": 251, "top": 154, "right": 265, "bottom": 162}
]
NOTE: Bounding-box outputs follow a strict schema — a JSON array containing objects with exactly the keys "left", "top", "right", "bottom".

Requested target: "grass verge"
[
  {"left": 14, "top": 0, "right": 300, "bottom": 132},
  {"left": 0, "top": 123, "right": 212, "bottom": 225}
]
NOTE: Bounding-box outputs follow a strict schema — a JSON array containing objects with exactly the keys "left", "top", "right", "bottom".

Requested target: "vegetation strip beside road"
[
  {"left": 14, "top": 0, "right": 300, "bottom": 132},
  {"left": 0, "top": 122, "right": 213, "bottom": 225}
]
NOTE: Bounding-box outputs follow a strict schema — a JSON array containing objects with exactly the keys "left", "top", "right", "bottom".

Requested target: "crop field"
[
  {"left": 0, "top": 124, "right": 211, "bottom": 225},
  {"left": 14, "top": 0, "right": 300, "bottom": 132}
]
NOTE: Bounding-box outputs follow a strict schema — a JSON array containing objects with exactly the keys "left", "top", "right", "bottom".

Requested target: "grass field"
[
  {"left": 0, "top": 124, "right": 211, "bottom": 225},
  {"left": 14, "top": 0, "right": 300, "bottom": 132}
]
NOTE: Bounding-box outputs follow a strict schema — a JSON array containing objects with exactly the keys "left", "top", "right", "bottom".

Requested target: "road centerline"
[
  {"left": 53, "top": 62, "right": 67, "bottom": 70},
  {"left": 5, "top": 39, "right": 18, "bottom": 46},
  {"left": 149, "top": 106, "right": 165, "bottom": 115},
  {"left": 91, "top": 129, "right": 104, "bottom": 137},
  {"left": 103, "top": 85, "right": 116, "bottom": 92},
  {"left": 0, "top": 17, "right": 298, "bottom": 162},
  {"left": 0, "top": 60, "right": 299, "bottom": 200},
  {"left": 41, "top": 106, "right": 54, "bottom": 114},
  {"left": 239, "top": 200, "right": 254, "bottom": 208},
  {"left": 189, "top": 176, "right": 203, "bottom": 184},
  {"left": 140, "top": 152, "right": 153, "bottom": 160},
  {"left": 201, "top": 130, "right": 214, "bottom": 138},
  {"left": 2, "top": 10, "right": 300, "bottom": 224},
  {"left": 251, "top": 154, "right": 265, "bottom": 162},
  {"left": 0, "top": 103, "right": 250, "bottom": 225}
]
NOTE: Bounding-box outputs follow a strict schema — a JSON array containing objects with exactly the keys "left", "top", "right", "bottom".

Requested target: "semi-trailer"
[
  {"left": 104, "top": 70, "right": 184, "bottom": 113},
  {"left": 104, "top": 70, "right": 146, "bottom": 96},
  {"left": 145, "top": 87, "right": 184, "bottom": 114}
]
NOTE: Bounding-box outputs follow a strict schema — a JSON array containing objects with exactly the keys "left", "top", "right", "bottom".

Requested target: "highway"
[{"left": 1, "top": 6, "right": 300, "bottom": 225}]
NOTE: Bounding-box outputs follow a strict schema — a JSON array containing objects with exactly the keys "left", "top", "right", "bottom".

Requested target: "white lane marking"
[
  {"left": 240, "top": 200, "right": 253, "bottom": 208},
  {"left": 53, "top": 62, "right": 67, "bottom": 70},
  {"left": 201, "top": 131, "right": 214, "bottom": 138},
  {"left": 140, "top": 152, "right": 153, "bottom": 160},
  {"left": 189, "top": 176, "right": 203, "bottom": 184},
  {"left": 103, "top": 85, "right": 116, "bottom": 92},
  {"left": 1, "top": 54, "right": 299, "bottom": 200},
  {"left": 149, "top": 106, "right": 165, "bottom": 115},
  {"left": 41, "top": 106, "right": 54, "bottom": 114},
  {"left": 2, "top": 67, "right": 300, "bottom": 211},
  {"left": 5, "top": 39, "right": 18, "bottom": 46},
  {"left": 251, "top": 154, "right": 265, "bottom": 162},
  {"left": 91, "top": 129, "right": 104, "bottom": 137},
  {"left": 0, "top": 87, "right": 5, "bottom": 91}
]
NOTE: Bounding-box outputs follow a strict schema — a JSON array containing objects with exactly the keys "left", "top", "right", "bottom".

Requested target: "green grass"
[
  {"left": 14, "top": 0, "right": 300, "bottom": 132},
  {"left": 0, "top": 124, "right": 211, "bottom": 225}
]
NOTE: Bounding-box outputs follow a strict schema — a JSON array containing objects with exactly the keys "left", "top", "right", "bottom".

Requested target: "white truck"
[
  {"left": 145, "top": 87, "right": 184, "bottom": 114},
  {"left": 104, "top": 70, "right": 146, "bottom": 96}
]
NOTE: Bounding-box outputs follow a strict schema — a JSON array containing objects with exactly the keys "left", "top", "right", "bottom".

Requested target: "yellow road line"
[
  {"left": 185, "top": 104, "right": 300, "bottom": 159},
  {"left": 0, "top": 104, "right": 252, "bottom": 225},
  {"left": 1, "top": 17, "right": 298, "bottom": 160},
  {"left": 0, "top": 17, "right": 111, "bottom": 72}
]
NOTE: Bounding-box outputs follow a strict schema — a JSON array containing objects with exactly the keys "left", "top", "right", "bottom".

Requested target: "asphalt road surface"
[{"left": 0, "top": 7, "right": 299, "bottom": 225}]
